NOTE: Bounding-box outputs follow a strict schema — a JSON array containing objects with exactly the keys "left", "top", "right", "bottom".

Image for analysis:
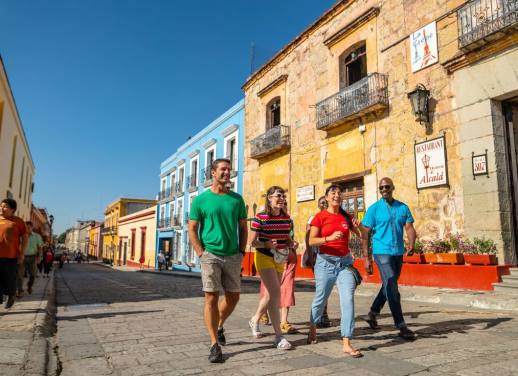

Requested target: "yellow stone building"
[
  {"left": 102, "top": 198, "right": 156, "bottom": 264},
  {"left": 242, "top": 0, "right": 518, "bottom": 264}
]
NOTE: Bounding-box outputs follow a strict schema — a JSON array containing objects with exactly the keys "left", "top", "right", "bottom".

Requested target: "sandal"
[
  {"left": 259, "top": 313, "right": 269, "bottom": 325},
  {"left": 343, "top": 348, "right": 363, "bottom": 358},
  {"left": 365, "top": 312, "right": 379, "bottom": 330},
  {"left": 280, "top": 322, "right": 296, "bottom": 334},
  {"left": 274, "top": 336, "right": 292, "bottom": 350},
  {"left": 248, "top": 319, "right": 263, "bottom": 338}
]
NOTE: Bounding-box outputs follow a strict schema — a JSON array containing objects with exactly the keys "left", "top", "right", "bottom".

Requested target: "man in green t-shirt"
[
  {"left": 189, "top": 158, "right": 248, "bottom": 363},
  {"left": 17, "top": 221, "right": 44, "bottom": 296}
]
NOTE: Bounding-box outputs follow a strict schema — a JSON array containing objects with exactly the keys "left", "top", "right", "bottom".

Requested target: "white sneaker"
[
  {"left": 274, "top": 336, "right": 292, "bottom": 350},
  {"left": 248, "top": 319, "right": 263, "bottom": 338}
]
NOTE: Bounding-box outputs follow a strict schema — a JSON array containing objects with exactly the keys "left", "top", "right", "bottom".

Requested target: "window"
[
  {"left": 224, "top": 132, "right": 239, "bottom": 173},
  {"left": 130, "top": 229, "right": 136, "bottom": 259},
  {"left": 177, "top": 198, "right": 184, "bottom": 224},
  {"left": 171, "top": 173, "right": 176, "bottom": 193},
  {"left": 169, "top": 203, "right": 175, "bottom": 220},
  {"left": 178, "top": 167, "right": 184, "bottom": 191},
  {"left": 160, "top": 205, "right": 165, "bottom": 221},
  {"left": 19, "top": 158, "right": 25, "bottom": 198},
  {"left": 9, "top": 136, "right": 17, "bottom": 188},
  {"left": 338, "top": 178, "right": 365, "bottom": 220},
  {"left": 266, "top": 97, "right": 281, "bottom": 129},
  {"left": 190, "top": 158, "right": 198, "bottom": 187},
  {"left": 140, "top": 228, "right": 146, "bottom": 261},
  {"left": 23, "top": 169, "right": 29, "bottom": 204},
  {"left": 340, "top": 43, "right": 367, "bottom": 89}
]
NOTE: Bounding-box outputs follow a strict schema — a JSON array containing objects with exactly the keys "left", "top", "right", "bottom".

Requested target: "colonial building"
[
  {"left": 157, "top": 99, "right": 244, "bottom": 272},
  {"left": 118, "top": 207, "right": 156, "bottom": 268},
  {"left": 30, "top": 205, "right": 51, "bottom": 243},
  {"left": 242, "top": 0, "right": 518, "bottom": 266},
  {"left": 88, "top": 223, "right": 104, "bottom": 260},
  {"left": 102, "top": 198, "right": 156, "bottom": 264},
  {"left": 0, "top": 55, "right": 35, "bottom": 220}
]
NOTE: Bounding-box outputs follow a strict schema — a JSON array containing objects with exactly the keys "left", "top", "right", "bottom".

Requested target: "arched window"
[
  {"left": 339, "top": 43, "right": 367, "bottom": 89},
  {"left": 266, "top": 97, "right": 281, "bottom": 129}
]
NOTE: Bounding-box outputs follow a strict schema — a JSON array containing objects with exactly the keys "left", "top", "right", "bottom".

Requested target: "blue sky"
[{"left": 0, "top": 0, "right": 335, "bottom": 234}]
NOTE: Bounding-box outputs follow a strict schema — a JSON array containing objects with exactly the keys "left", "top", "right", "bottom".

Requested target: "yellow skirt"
[{"left": 254, "top": 251, "right": 285, "bottom": 273}]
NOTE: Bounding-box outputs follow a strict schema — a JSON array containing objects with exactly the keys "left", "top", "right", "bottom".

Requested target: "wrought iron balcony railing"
[
  {"left": 158, "top": 187, "right": 174, "bottom": 201},
  {"left": 187, "top": 175, "right": 198, "bottom": 192},
  {"left": 101, "top": 226, "right": 117, "bottom": 235},
  {"left": 158, "top": 217, "right": 171, "bottom": 229},
  {"left": 175, "top": 181, "right": 184, "bottom": 197},
  {"left": 316, "top": 73, "right": 388, "bottom": 130},
  {"left": 458, "top": 0, "right": 518, "bottom": 50},
  {"left": 172, "top": 215, "right": 182, "bottom": 228},
  {"left": 201, "top": 167, "right": 213, "bottom": 187},
  {"left": 250, "top": 125, "right": 290, "bottom": 159}
]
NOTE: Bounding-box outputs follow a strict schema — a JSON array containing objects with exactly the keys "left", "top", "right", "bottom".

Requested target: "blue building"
[{"left": 156, "top": 99, "right": 245, "bottom": 271}]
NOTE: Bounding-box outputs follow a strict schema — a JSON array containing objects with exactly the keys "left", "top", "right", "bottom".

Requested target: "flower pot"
[
  {"left": 424, "top": 252, "right": 464, "bottom": 264},
  {"left": 463, "top": 254, "right": 497, "bottom": 266},
  {"left": 403, "top": 254, "right": 425, "bottom": 263}
]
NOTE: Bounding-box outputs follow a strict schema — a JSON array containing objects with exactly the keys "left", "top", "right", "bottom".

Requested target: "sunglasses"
[
  {"left": 379, "top": 184, "right": 392, "bottom": 191},
  {"left": 269, "top": 193, "right": 286, "bottom": 199}
]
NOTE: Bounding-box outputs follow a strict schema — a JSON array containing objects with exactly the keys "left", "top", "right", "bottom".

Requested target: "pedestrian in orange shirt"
[{"left": 0, "top": 199, "right": 28, "bottom": 309}]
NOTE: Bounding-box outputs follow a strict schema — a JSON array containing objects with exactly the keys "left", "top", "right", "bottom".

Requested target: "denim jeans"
[
  {"left": 370, "top": 254, "right": 406, "bottom": 328},
  {"left": 310, "top": 253, "right": 356, "bottom": 338}
]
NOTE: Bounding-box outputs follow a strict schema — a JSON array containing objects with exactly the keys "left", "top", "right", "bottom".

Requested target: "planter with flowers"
[
  {"left": 403, "top": 240, "right": 425, "bottom": 263},
  {"left": 422, "top": 235, "right": 464, "bottom": 264},
  {"left": 463, "top": 237, "right": 498, "bottom": 265}
]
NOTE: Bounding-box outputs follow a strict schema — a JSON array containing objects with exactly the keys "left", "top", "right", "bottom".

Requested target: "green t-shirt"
[
  {"left": 189, "top": 190, "right": 247, "bottom": 256},
  {"left": 25, "top": 232, "right": 43, "bottom": 256}
]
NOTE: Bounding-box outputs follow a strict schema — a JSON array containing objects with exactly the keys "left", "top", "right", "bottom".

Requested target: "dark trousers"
[
  {"left": 370, "top": 254, "right": 406, "bottom": 329},
  {"left": 17, "top": 255, "right": 37, "bottom": 292},
  {"left": 0, "top": 258, "right": 18, "bottom": 297},
  {"left": 44, "top": 262, "right": 52, "bottom": 275}
]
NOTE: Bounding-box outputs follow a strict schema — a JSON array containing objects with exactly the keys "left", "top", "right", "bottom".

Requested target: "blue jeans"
[
  {"left": 310, "top": 254, "right": 356, "bottom": 338},
  {"left": 370, "top": 254, "right": 406, "bottom": 329}
]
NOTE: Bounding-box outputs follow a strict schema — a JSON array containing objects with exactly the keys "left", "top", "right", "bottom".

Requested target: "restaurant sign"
[
  {"left": 296, "top": 185, "right": 315, "bottom": 202},
  {"left": 410, "top": 21, "right": 438, "bottom": 73},
  {"left": 414, "top": 136, "right": 448, "bottom": 189}
]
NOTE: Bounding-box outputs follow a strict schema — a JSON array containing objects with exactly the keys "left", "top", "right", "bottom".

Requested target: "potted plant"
[
  {"left": 423, "top": 236, "right": 464, "bottom": 264},
  {"left": 463, "top": 237, "right": 498, "bottom": 265},
  {"left": 403, "top": 240, "right": 425, "bottom": 263}
]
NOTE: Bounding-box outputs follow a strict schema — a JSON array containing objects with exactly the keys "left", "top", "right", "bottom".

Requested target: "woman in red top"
[{"left": 307, "top": 184, "right": 363, "bottom": 358}]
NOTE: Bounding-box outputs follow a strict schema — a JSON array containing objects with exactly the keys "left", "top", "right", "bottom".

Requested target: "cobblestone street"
[{"left": 53, "top": 263, "right": 518, "bottom": 376}]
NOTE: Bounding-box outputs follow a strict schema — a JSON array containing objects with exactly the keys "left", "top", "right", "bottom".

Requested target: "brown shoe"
[
  {"left": 259, "top": 313, "right": 269, "bottom": 325},
  {"left": 280, "top": 322, "right": 296, "bottom": 334}
]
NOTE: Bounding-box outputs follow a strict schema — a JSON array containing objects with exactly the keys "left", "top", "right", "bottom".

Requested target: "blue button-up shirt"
[{"left": 361, "top": 199, "right": 414, "bottom": 256}]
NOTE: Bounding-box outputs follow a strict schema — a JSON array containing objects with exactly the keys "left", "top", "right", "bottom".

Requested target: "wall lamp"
[{"left": 407, "top": 83, "right": 430, "bottom": 124}]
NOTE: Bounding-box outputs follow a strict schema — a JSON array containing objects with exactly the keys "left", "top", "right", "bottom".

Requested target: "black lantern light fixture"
[{"left": 407, "top": 83, "right": 430, "bottom": 124}]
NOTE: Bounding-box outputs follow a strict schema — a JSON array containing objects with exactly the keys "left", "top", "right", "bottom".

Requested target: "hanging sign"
[
  {"left": 410, "top": 21, "right": 439, "bottom": 72},
  {"left": 296, "top": 185, "right": 315, "bottom": 202},
  {"left": 414, "top": 135, "right": 449, "bottom": 190},
  {"left": 472, "top": 150, "right": 489, "bottom": 179}
]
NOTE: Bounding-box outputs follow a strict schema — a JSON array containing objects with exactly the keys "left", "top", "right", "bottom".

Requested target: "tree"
[{"left": 57, "top": 231, "right": 68, "bottom": 244}]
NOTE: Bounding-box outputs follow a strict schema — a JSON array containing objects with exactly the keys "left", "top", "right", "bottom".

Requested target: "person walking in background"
[
  {"left": 360, "top": 177, "right": 417, "bottom": 340},
  {"left": 188, "top": 158, "right": 248, "bottom": 363},
  {"left": 43, "top": 247, "right": 54, "bottom": 277},
  {"left": 307, "top": 185, "right": 363, "bottom": 358},
  {"left": 17, "top": 221, "right": 43, "bottom": 296},
  {"left": 139, "top": 254, "right": 145, "bottom": 270},
  {"left": 0, "top": 199, "right": 28, "bottom": 309},
  {"left": 157, "top": 251, "right": 166, "bottom": 271},
  {"left": 304, "top": 196, "right": 331, "bottom": 328},
  {"left": 249, "top": 186, "right": 293, "bottom": 350}
]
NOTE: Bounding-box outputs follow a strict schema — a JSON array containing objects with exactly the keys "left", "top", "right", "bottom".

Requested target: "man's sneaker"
[
  {"left": 5, "top": 296, "right": 15, "bottom": 309},
  {"left": 217, "top": 327, "right": 226, "bottom": 346},
  {"left": 398, "top": 327, "right": 416, "bottom": 340},
  {"left": 208, "top": 343, "right": 223, "bottom": 363}
]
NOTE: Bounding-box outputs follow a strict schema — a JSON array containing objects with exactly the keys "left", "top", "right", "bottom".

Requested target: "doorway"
[{"left": 503, "top": 100, "right": 518, "bottom": 263}]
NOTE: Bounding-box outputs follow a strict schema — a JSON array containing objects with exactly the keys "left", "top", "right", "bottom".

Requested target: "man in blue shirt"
[{"left": 360, "top": 177, "right": 417, "bottom": 340}]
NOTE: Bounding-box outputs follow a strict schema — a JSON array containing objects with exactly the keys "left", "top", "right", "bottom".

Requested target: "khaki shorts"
[{"left": 200, "top": 251, "right": 243, "bottom": 293}]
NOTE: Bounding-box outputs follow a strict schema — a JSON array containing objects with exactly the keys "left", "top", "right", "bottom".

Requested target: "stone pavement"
[
  {"left": 0, "top": 266, "right": 57, "bottom": 376},
  {"left": 52, "top": 263, "right": 518, "bottom": 376}
]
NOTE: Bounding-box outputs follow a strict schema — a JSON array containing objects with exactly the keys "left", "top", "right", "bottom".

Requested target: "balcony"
[
  {"left": 316, "top": 73, "right": 388, "bottom": 130},
  {"left": 158, "top": 187, "right": 174, "bottom": 202},
  {"left": 158, "top": 217, "right": 171, "bottom": 230},
  {"left": 172, "top": 215, "right": 182, "bottom": 228},
  {"left": 175, "top": 181, "right": 184, "bottom": 197},
  {"left": 187, "top": 175, "right": 198, "bottom": 193},
  {"left": 225, "top": 154, "right": 239, "bottom": 177},
  {"left": 250, "top": 125, "right": 290, "bottom": 160},
  {"left": 201, "top": 167, "right": 213, "bottom": 187},
  {"left": 458, "top": 0, "right": 518, "bottom": 50},
  {"left": 101, "top": 226, "right": 116, "bottom": 235}
]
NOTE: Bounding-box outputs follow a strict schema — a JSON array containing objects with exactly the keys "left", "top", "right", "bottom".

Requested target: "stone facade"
[{"left": 242, "top": 0, "right": 518, "bottom": 264}]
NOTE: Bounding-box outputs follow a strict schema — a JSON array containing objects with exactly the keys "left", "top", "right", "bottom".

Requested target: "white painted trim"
[
  {"left": 178, "top": 166, "right": 185, "bottom": 191},
  {"left": 203, "top": 138, "right": 217, "bottom": 149},
  {"left": 177, "top": 159, "right": 185, "bottom": 166},
  {"left": 188, "top": 149, "right": 200, "bottom": 158},
  {"left": 221, "top": 123, "right": 239, "bottom": 137},
  {"left": 223, "top": 130, "right": 239, "bottom": 172},
  {"left": 204, "top": 144, "right": 217, "bottom": 170},
  {"left": 190, "top": 155, "right": 200, "bottom": 187}
]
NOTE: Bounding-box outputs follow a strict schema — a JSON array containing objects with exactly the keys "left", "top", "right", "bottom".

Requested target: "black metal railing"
[
  {"left": 458, "top": 0, "right": 518, "bottom": 49},
  {"left": 158, "top": 217, "right": 171, "bottom": 229},
  {"left": 250, "top": 125, "right": 290, "bottom": 159},
  {"left": 158, "top": 187, "right": 173, "bottom": 201},
  {"left": 101, "top": 226, "right": 116, "bottom": 234},
  {"left": 201, "top": 167, "right": 213, "bottom": 186},
  {"left": 172, "top": 215, "right": 182, "bottom": 227},
  {"left": 175, "top": 181, "right": 184, "bottom": 197},
  {"left": 316, "top": 73, "right": 388, "bottom": 130},
  {"left": 187, "top": 175, "right": 198, "bottom": 191}
]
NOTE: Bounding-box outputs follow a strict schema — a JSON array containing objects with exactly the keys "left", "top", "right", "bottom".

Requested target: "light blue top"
[{"left": 361, "top": 199, "right": 414, "bottom": 256}]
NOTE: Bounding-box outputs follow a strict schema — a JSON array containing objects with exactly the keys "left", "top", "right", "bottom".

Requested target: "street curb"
[{"left": 22, "top": 271, "right": 59, "bottom": 376}]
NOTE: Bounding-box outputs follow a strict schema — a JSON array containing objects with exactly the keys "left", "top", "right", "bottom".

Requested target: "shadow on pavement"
[{"left": 57, "top": 309, "right": 164, "bottom": 321}]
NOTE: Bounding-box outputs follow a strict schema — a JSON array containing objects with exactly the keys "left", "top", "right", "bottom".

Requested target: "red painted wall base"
[{"left": 241, "top": 252, "right": 512, "bottom": 291}]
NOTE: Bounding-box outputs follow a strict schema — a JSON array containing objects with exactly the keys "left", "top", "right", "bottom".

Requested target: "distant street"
[{"left": 54, "top": 264, "right": 518, "bottom": 376}]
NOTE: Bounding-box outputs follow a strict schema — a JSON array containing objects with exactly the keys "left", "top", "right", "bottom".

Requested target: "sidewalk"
[{"left": 0, "top": 269, "right": 57, "bottom": 376}]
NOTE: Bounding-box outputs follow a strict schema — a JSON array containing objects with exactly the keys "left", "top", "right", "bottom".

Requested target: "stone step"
[
  {"left": 509, "top": 268, "right": 518, "bottom": 277},
  {"left": 499, "top": 277, "right": 518, "bottom": 287},
  {"left": 492, "top": 282, "right": 518, "bottom": 294},
  {"left": 501, "top": 274, "right": 518, "bottom": 282}
]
